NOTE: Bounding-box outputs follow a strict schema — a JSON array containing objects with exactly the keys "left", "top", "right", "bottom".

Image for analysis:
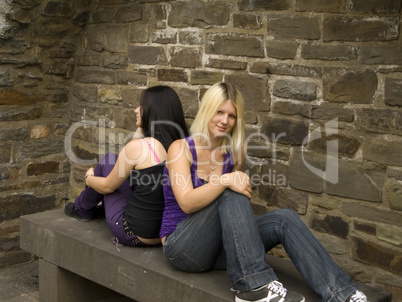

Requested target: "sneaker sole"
[{"left": 235, "top": 295, "right": 305, "bottom": 302}]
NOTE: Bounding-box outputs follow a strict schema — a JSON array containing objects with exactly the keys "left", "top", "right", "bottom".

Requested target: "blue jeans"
[{"left": 163, "top": 189, "right": 358, "bottom": 302}]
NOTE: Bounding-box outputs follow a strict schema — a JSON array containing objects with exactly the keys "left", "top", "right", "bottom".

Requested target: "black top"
[{"left": 124, "top": 162, "right": 165, "bottom": 238}]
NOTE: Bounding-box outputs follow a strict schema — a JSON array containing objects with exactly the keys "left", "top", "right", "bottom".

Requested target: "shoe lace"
[
  {"left": 111, "top": 237, "right": 123, "bottom": 252},
  {"left": 267, "top": 281, "right": 287, "bottom": 297},
  {"left": 350, "top": 291, "right": 368, "bottom": 302}
]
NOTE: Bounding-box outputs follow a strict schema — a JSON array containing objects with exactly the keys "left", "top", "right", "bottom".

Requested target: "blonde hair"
[{"left": 190, "top": 82, "right": 245, "bottom": 153}]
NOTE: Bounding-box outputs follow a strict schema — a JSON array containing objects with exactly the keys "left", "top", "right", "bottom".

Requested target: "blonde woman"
[{"left": 159, "top": 82, "right": 368, "bottom": 302}]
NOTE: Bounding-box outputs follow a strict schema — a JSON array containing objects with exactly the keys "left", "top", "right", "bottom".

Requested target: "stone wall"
[{"left": 1, "top": 0, "right": 401, "bottom": 300}]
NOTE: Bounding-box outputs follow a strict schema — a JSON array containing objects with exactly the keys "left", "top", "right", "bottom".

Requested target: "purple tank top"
[{"left": 159, "top": 136, "right": 234, "bottom": 239}]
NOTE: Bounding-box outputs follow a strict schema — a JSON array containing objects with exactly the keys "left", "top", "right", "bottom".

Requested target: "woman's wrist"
[{"left": 85, "top": 174, "right": 94, "bottom": 186}]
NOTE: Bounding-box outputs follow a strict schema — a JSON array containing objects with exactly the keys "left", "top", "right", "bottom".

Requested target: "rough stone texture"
[
  {"left": 268, "top": 15, "right": 320, "bottom": 40},
  {"left": 323, "top": 68, "right": 377, "bottom": 104},
  {"left": 301, "top": 44, "right": 358, "bottom": 61},
  {"left": 323, "top": 17, "right": 399, "bottom": 42},
  {"left": 1, "top": 0, "right": 401, "bottom": 298},
  {"left": 273, "top": 79, "right": 317, "bottom": 101},
  {"left": 296, "top": 0, "right": 347, "bottom": 13},
  {"left": 385, "top": 78, "right": 402, "bottom": 107},
  {"left": 206, "top": 33, "right": 264, "bottom": 57}
]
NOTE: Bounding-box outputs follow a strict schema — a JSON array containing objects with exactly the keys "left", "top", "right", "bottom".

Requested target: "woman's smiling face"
[{"left": 208, "top": 99, "right": 237, "bottom": 138}]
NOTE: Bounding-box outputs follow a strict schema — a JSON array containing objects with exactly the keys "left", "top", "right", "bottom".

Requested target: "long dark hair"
[{"left": 140, "top": 86, "right": 189, "bottom": 150}]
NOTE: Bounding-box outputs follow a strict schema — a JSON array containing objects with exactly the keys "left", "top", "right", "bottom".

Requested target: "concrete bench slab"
[{"left": 19, "top": 209, "right": 391, "bottom": 302}]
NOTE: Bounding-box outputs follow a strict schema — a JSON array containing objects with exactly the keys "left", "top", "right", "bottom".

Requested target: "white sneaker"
[
  {"left": 349, "top": 290, "right": 369, "bottom": 302},
  {"left": 235, "top": 281, "right": 305, "bottom": 302}
]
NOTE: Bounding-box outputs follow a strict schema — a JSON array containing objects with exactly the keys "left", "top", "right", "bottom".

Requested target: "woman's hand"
[
  {"left": 219, "top": 171, "right": 252, "bottom": 199},
  {"left": 85, "top": 167, "right": 95, "bottom": 186}
]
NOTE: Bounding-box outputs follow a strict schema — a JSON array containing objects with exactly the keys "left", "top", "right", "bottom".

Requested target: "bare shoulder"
[{"left": 167, "top": 139, "right": 191, "bottom": 166}]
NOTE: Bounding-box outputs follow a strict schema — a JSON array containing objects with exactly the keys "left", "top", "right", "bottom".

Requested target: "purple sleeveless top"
[{"left": 159, "top": 136, "right": 234, "bottom": 239}]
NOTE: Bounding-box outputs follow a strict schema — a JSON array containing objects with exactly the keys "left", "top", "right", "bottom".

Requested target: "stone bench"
[{"left": 19, "top": 209, "right": 391, "bottom": 302}]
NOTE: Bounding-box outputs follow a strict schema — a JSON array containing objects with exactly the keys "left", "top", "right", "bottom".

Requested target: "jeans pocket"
[{"left": 168, "top": 253, "right": 205, "bottom": 273}]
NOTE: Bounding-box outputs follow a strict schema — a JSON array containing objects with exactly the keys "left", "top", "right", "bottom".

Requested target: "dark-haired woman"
[{"left": 64, "top": 85, "right": 189, "bottom": 247}]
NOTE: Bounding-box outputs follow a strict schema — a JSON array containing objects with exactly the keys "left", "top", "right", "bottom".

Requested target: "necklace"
[{"left": 200, "top": 147, "right": 216, "bottom": 171}]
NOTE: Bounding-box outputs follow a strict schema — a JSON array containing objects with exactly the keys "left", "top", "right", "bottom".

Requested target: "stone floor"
[{"left": 0, "top": 260, "right": 39, "bottom": 302}]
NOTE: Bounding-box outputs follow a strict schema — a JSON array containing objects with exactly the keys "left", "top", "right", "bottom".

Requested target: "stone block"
[
  {"left": 0, "top": 194, "right": 55, "bottom": 223},
  {"left": 266, "top": 187, "right": 309, "bottom": 214},
  {"left": 273, "top": 79, "right": 317, "bottom": 101},
  {"left": 157, "top": 69, "right": 187, "bottom": 82},
  {"left": 377, "top": 225, "right": 402, "bottom": 247},
  {"left": 206, "top": 33, "right": 264, "bottom": 57},
  {"left": 251, "top": 62, "right": 322, "bottom": 78},
  {"left": 190, "top": 70, "right": 222, "bottom": 85},
  {"left": 323, "top": 68, "right": 377, "bottom": 104},
  {"left": 357, "top": 109, "right": 402, "bottom": 135},
  {"left": 288, "top": 151, "right": 325, "bottom": 193},
  {"left": 342, "top": 203, "right": 402, "bottom": 227},
  {"left": 114, "top": 4, "right": 141, "bottom": 23},
  {"left": 168, "top": 1, "right": 232, "bottom": 28},
  {"left": 170, "top": 47, "right": 202, "bottom": 68},
  {"left": 266, "top": 40, "right": 299, "bottom": 60},
  {"left": 225, "top": 74, "right": 269, "bottom": 111},
  {"left": 130, "top": 22, "right": 148, "bottom": 43},
  {"left": 259, "top": 161, "right": 289, "bottom": 187},
  {"left": 43, "top": 2, "right": 73, "bottom": 17},
  {"left": 310, "top": 104, "right": 354, "bottom": 122},
  {"left": 75, "top": 67, "right": 115, "bottom": 85},
  {"left": 238, "top": 0, "right": 291, "bottom": 11},
  {"left": 0, "top": 89, "right": 43, "bottom": 105},
  {"left": 70, "top": 84, "right": 98, "bottom": 105},
  {"left": 311, "top": 214, "right": 349, "bottom": 239},
  {"left": 296, "top": 0, "right": 347, "bottom": 12},
  {"left": 272, "top": 101, "right": 310, "bottom": 118},
  {"left": 308, "top": 133, "right": 361, "bottom": 158},
  {"left": 301, "top": 44, "right": 358, "bottom": 61},
  {"left": 30, "top": 125, "right": 51, "bottom": 139},
  {"left": 262, "top": 118, "right": 309, "bottom": 145},
  {"left": 233, "top": 13, "right": 262, "bottom": 30},
  {"left": 76, "top": 54, "right": 100, "bottom": 66},
  {"left": 102, "top": 54, "right": 128, "bottom": 69},
  {"left": 129, "top": 46, "right": 167, "bottom": 65},
  {"left": 0, "top": 126, "right": 29, "bottom": 142},
  {"left": 152, "top": 30, "right": 177, "bottom": 44},
  {"left": 385, "top": 78, "right": 402, "bottom": 107},
  {"left": 116, "top": 70, "right": 147, "bottom": 86},
  {"left": 91, "top": 6, "right": 115, "bottom": 23},
  {"left": 385, "top": 178, "right": 402, "bottom": 211},
  {"left": 27, "top": 161, "right": 59, "bottom": 176},
  {"left": 0, "top": 105, "right": 41, "bottom": 122},
  {"left": 352, "top": 237, "right": 401, "bottom": 275},
  {"left": 268, "top": 15, "right": 320, "bottom": 40},
  {"left": 205, "top": 58, "right": 247, "bottom": 70},
  {"left": 0, "top": 146, "right": 11, "bottom": 164},
  {"left": 360, "top": 46, "right": 402, "bottom": 65},
  {"left": 179, "top": 31, "right": 203, "bottom": 45},
  {"left": 174, "top": 87, "right": 199, "bottom": 118},
  {"left": 311, "top": 195, "right": 340, "bottom": 210},
  {"left": 354, "top": 221, "right": 377, "bottom": 236},
  {"left": 246, "top": 139, "right": 290, "bottom": 161},
  {"left": 144, "top": 3, "right": 166, "bottom": 20},
  {"left": 326, "top": 160, "right": 385, "bottom": 202},
  {"left": 87, "top": 25, "right": 129, "bottom": 53},
  {"left": 98, "top": 88, "right": 122, "bottom": 105},
  {"left": 0, "top": 69, "right": 13, "bottom": 87},
  {"left": 18, "top": 140, "right": 65, "bottom": 159},
  {"left": 323, "top": 17, "right": 399, "bottom": 42},
  {"left": 351, "top": 0, "right": 402, "bottom": 14}
]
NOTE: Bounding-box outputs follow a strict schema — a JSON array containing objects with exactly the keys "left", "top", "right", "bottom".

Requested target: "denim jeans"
[{"left": 163, "top": 189, "right": 358, "bottom": 302}]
